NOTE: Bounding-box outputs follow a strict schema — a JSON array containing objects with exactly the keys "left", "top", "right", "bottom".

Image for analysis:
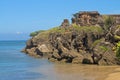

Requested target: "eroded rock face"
[
  {"left": 72, "top": 11, "right": 120, "bottom": 27},
  {"left": 23, "top": 11, "right": 120, "bottom": 65},
  {"left": 25, "top": 47, "right": 42, "bottom": 58},
  {"left": 105, "top": 25, "right": 120, "bottom": 42},
  {"left": 72, "top": 11, "right": 103, "bottom": 26},
  {"left": 23, "top": 27, "right": 120, "bottom": 65},
  {"left": 92, "top": 40, "right": 120, "bottom": 65}
]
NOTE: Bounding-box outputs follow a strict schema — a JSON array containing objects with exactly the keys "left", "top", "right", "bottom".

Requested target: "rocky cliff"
[{"left": 22, "top": 11, "right": 120, "bottom": 65}]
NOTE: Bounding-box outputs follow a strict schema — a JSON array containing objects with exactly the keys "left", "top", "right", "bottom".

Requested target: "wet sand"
[
  {"left": 33, "top": 63, "right": 119, "bottom": 80},
  {"left": 53, "top": 64, "right": 119, "bottom": 80},
  {"left": 104, "top": 68, "right": 120, "bottom": 80}
]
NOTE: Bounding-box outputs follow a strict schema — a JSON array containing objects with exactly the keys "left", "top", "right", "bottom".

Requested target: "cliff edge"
[{"left": 22, "top": 11, "right": 120, "bottom": 65}]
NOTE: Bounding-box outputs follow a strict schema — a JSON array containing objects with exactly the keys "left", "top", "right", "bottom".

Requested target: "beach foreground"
[
  {"left": 105, "top": 68, "right": 120, "bottom": 80},
  {"left": 33, "top": 63, "right": 119, "bottom": 80}
]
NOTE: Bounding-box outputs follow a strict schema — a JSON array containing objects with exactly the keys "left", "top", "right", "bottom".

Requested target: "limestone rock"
[
  {"left": 93, "top": 40, "right": 120, "bottom": 65},
  {"left": 60, "top": 19, "right": 70, "bottom": 28},
  {"left": 23, "top": 11, "right": 120, "bottom": 65}
]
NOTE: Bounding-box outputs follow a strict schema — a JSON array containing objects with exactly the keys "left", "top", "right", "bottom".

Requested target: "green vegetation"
[
  {"left": 103, "top": 16, "right": 115, "bottom": 30},
  {"left": 72, "top": 24, "right": 103, "bottom": 33},
  {"left": 99, "top": 46, "right": 108, "bottom": 52},
  {"left": 43, "top": 24, "right": 103, "bottom": 34},
  {"left": 30, "top": 25, "right": 104, "bottom": 41},
  {"left": 115, "top": 42, "right": 120, "bottom": 59},
  {"left": 48, "top": 27, "right": 66, "bottom": 33},
  {"left": 30, "top": 30, "right": 45, "bottom": 37},
  {"left": 92, "top": 39, "right": 101, "bottom": 48},
  {"left": 116, "top": 25, "right": 120, "bottom": 28},
  {"left": 31, "top": 27, "right": 66, "bottom": 39},
  {"left": 114, "top": 35, "right": 120, "bottom": 40}
]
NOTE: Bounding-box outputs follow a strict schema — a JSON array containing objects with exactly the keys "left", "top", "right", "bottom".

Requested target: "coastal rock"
[
  {"left": 60, "top": 19, "right": 70, "bottom": 28},
  {"left": 26, "top": 39, "right": 34, "bottom": 48},
  {"left": 26, "top": 47, "right": 42, "bottom": 58},
  {"left": 23, "top": 11, "right": 120, "bottom": 65},
  {"left": 105, "top": 25, "right": 120, "bottom": 42},
  {"left": 43, "top": 29, "right": 104, "bottom": 64},
  {"left": 92, "top": 41, "right": 120, "bottom": 65},
  {"left": 24, "top": 29, "right": 120, "bottom": 65},
  {"left": 37, "top": 44, "right": 53, "bottom": 53}
]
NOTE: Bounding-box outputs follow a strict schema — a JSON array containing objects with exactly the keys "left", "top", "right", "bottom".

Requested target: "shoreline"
[{"left": 33, "top": 63, "right": 119, "bottom": 80}]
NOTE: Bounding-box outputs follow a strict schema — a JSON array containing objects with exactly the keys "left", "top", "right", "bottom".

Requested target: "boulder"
[
  {"left": 26, "top": 39, "right": 33, "bottom": 48},
  {"left": 38, "top": 44, "right": 53, "bottom": 53},
  {"left": 26, "top": 47, "right": 42, "bottom": 58}
]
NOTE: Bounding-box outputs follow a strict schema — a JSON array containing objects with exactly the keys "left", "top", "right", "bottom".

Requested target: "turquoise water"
[{"left": 0, "top": 40, "right": 52, "bottom": 80}]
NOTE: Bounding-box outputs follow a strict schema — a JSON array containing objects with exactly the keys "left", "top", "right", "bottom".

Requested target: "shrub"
[
  {"left": 116, "top": 42, "right": 120, "bottom": 59},
  {"left": 103, "top": 16, "right": 115, "bottom": 30},
  {"left": 99, "top": 46, "right": 108, "bottom": 53},
  {"left": 114, "top": 35, "right": 120, "bottom": 40},
  {"left": 92, "top": 39, "right": 101, "bottom": 48},
  {"left": 30, "top": 30, "right": 45, "bottom": 37}
]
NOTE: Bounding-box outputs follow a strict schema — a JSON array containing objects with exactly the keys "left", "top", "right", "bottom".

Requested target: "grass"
[
  {"left": 30, "top": 30, "right": 45, "bottom": 37},
  {"left": 71, "top": 24, "right": 103, "bottom": 33},
  {"left": 31, "top": 25, "right": 104, "bottom": 41}
]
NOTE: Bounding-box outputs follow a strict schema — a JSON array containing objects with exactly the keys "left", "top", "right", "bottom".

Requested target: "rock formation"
[
  {"left": 60, "top": 19, "right": 70, "bottom": 28},
  {"left": 22, "top": 11, "right": 120, "bottom": 65},
  {"left": 72, "top": 11, "right": 103, "bottom": 26}
]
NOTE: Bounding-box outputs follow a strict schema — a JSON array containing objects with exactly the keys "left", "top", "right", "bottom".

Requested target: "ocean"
[
  {"left": 0, "top": 40, "right": 52, "bottom": 80},
  {"left": 0, "top": 40, "right": 118, "bottom": 80}
]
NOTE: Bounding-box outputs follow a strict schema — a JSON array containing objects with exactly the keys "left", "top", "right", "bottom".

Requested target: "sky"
[{"left": 0, "top": 0, "right": 120, "bottom": 40}]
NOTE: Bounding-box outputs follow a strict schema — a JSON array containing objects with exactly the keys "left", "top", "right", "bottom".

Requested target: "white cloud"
[{"left": 16, "top": 32, "right": 23, "bottom": 34}]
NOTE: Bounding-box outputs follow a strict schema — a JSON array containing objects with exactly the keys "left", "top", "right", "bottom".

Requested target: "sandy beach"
[
  {"left": 33, "top": 63, "right": 119, "bottom": 80},
  {"left": 104, "top": 68, "right": 120, "bottom": 80}
]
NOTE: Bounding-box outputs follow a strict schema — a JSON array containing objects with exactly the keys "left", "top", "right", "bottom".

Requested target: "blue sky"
[{"left": 0, "top": 0, "right": 120, "bottom": 40}]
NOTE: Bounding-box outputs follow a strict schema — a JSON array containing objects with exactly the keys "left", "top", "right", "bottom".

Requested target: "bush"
[
  {"left": 30, "top": 30, "right": 45, "bottom": 37},
  {"left": 99, "top": 46, "right": 108, "bottom": 52},
  {"left": 92, "top": 39, "right": 101, "bottom": 48},
  {"left": 104, "top": 16, "right": 115, "bottom": 30},
  {"left": 114, "top": 35, "right": 120, "bottom": 40},
  {"left": 116, "top": 42, "right": 120, "bottom": 59}
]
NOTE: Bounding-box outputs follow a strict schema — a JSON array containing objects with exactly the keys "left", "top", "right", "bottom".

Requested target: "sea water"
[
  {"left": 0, "top": 40, "right": 52, "bottom": 80},
  {"left": 0, "top": 40, "right": 117, "bottom": 80}
]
